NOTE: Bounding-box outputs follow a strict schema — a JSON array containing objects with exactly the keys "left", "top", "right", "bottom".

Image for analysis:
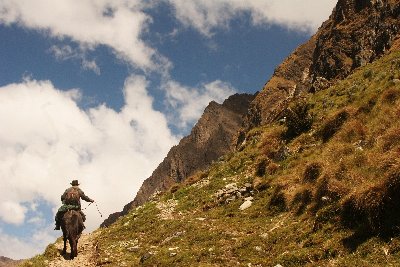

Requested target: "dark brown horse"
[{"left": 61, "top": 210, "right": 84, "bottom": 259}]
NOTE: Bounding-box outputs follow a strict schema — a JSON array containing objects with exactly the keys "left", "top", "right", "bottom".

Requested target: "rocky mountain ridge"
[
  {"left": 101, "top": 93, "right": 255, "bottom": 227},
  {"left": 246, "top": 0, "right": 400, "bottom": 128}
]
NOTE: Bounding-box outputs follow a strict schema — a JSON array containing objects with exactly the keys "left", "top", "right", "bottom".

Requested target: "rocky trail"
[{"left": 47, "top": 232, "right": 98, "bottom": 267}]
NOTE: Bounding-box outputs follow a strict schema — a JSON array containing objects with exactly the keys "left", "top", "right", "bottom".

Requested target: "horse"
[{"left": 61, "top": 210, "right": 84, "bottom": 259}]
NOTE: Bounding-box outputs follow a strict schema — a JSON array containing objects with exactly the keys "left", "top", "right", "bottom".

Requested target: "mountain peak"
[{"left": 101, "top": 93, "right": 255, "bottom": 227}]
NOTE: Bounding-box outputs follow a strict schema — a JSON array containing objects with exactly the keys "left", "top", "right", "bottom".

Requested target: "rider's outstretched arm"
[{"left": 78, "top": 188, "right": 94, "bottom": 203}]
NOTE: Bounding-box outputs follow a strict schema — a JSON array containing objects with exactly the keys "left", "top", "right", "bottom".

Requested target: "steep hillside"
[
  {"left": 105, "top": 0, "right": 400, "bottom": 228},
  {"left": 25, "top": 47, "right": 400, "bottom": 267},
  {"left": 92, "top": 49, "right": 400, "bottom": 266},
  {"left": 101, "top": 93, "right": 255, "bottom": 227},
  {"left": 246, "top": 0, "right": 400, "bottom": 128}
]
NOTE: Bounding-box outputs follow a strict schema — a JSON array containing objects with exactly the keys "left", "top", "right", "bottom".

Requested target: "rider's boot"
[
  {"left": 80, "top": 211, "right": 86, "bottom": 229},
  {"left": 54, "top": 211, "right": 62, "bottom": 230},
  {"left": 54, "top": 216, "right": 61, "bottom": 230}
]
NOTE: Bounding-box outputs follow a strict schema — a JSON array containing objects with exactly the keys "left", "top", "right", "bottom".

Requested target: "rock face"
[
  {"left": 246, "top": 0, "right": 400, "bottom": 128},
  {"left": 310, "top": 0, "right": 400, "bottom": 91},
  {"left": 245, "top": 36, "right": 317, "bottom": 127},
  {"left": 101, "top": 93, "right": 255, "bottom": 227}
]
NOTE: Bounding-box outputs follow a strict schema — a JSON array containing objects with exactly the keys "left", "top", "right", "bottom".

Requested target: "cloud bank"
[
  {"left": 166, "top": 0, "right": 337, "bottom": 36},
  {"left": 0, "top": 228, "right": 55, "bottom": 259},
  {"left": 0, "top": 0, "right": 164, "bottom": 71},
  {"left": 0, "top": 77, "right": 177, "bottom": 252},
  {"left": 0, "top": 76, "right": 235, "bottom": 258}
]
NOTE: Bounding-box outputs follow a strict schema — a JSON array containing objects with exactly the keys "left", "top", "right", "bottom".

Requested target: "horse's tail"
[
  {"left": 63, "top": 210, "right": 84, "bottom": 235},
  {"left": 70, "top": 211, "right": 84, "bottom": 237}
]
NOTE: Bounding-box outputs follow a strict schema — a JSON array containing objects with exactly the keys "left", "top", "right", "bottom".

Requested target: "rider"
[{"left": 54, "top": 179, "right": 94, "bottom": 230}]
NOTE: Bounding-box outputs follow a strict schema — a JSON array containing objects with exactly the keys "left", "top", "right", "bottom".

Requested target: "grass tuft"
[
  {"left": 318, "top": 109, "right": 352, "bottom": 142},
  {"left": 341, "top": 168, "right": 400, "bottom": 236},
  {"left": 302, "top": 162, "right": 323, "bottom": 183}
]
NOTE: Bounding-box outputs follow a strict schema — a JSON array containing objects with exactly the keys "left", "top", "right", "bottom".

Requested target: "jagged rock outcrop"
[
  {"left": 246, "top": 0, "right": 400, "bottom": 128},
  {"left": 101, "top": 93, "right": 255, "bottom": 227},
  {"left": 310, "top": 0, "right": 400, "bottom": 91},
  {"left": 245, "top": 36, "right": 317, "bottom": 127}
]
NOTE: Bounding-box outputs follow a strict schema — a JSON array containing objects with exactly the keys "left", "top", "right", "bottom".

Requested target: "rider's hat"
[{"left": 70, "top": 180, "right": 80, "bottom": 186}]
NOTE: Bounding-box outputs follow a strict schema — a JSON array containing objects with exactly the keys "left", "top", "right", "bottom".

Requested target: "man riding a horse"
[{"left": 54, "top": 179, "right": 94, "bottom": 230}]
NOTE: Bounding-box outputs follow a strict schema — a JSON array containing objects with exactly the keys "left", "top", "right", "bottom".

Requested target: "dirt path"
[{"left": 48, "top": 232, "right": 98, "bottom": 267}]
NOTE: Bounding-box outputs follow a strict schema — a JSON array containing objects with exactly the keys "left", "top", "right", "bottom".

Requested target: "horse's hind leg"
[
  {"left": 69, "top": 238, "right": 75, "bottom": 259},
  {"left": 73, "top": 238, "right": 78, "bottom": 257},
  {"left": 62, "top": 235, "right": 67, "bottom": 255},
  {"left": 75, "top": 239, "right": 79, "bottom": 257},
  {"left": 70, "top": 238, "right": 78, "bottom": 258}
]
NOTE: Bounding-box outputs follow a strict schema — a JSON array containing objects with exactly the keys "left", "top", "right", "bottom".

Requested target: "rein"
[
  {"left": 94, "top": 202, "right": 103, "bottom": 217},
  {"left": 82, "top": 202, "right": 92, "bottom": 210},
  {"left": 82, "top": 201, "right": 103, "bottom": 217}
]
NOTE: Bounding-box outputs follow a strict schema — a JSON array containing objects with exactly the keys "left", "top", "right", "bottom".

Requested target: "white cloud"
[
  {"left": 82, "top": 58, "right": 101, "bottom": 75},
  {"left": 49, "top": 45, "right": 101, "bottom": 75},
  {"left": 0, "top": 227, "right": 57, "bottom": 259},
  {"left": 166, "top": 0, "right": 337, "bottom": 36},
  {"left": 0, "top": 77, "right": 178, "bottom": 241},
  {"left": 163, "top": 79, "right": 236, "bottom": 129},
  {"left": 27, "top": 216, "right": 46, "bottom": 226},
  {"left": 49, "top": 45, "right": 75, "bottom": 60},
  {"left": 0, "top": 76, "right": 238, "bottom": 259},
  {"left": 0, "top": 0, "right": 164, "bottom": 71},
  {"left": 0, "top": 230, "right": 42, "bottom": 260},
  {"left": 0, "top": 201, "right": 27, "bottom": 225}
]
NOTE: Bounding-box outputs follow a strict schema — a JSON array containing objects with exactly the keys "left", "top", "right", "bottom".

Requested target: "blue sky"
[{"left": 0, "top": 0, "right": 336, "bottom": 259}]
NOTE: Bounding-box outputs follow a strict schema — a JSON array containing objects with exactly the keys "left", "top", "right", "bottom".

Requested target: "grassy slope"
[{"left": 22, "top": 50, "right": 400, "bottom": 266}]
